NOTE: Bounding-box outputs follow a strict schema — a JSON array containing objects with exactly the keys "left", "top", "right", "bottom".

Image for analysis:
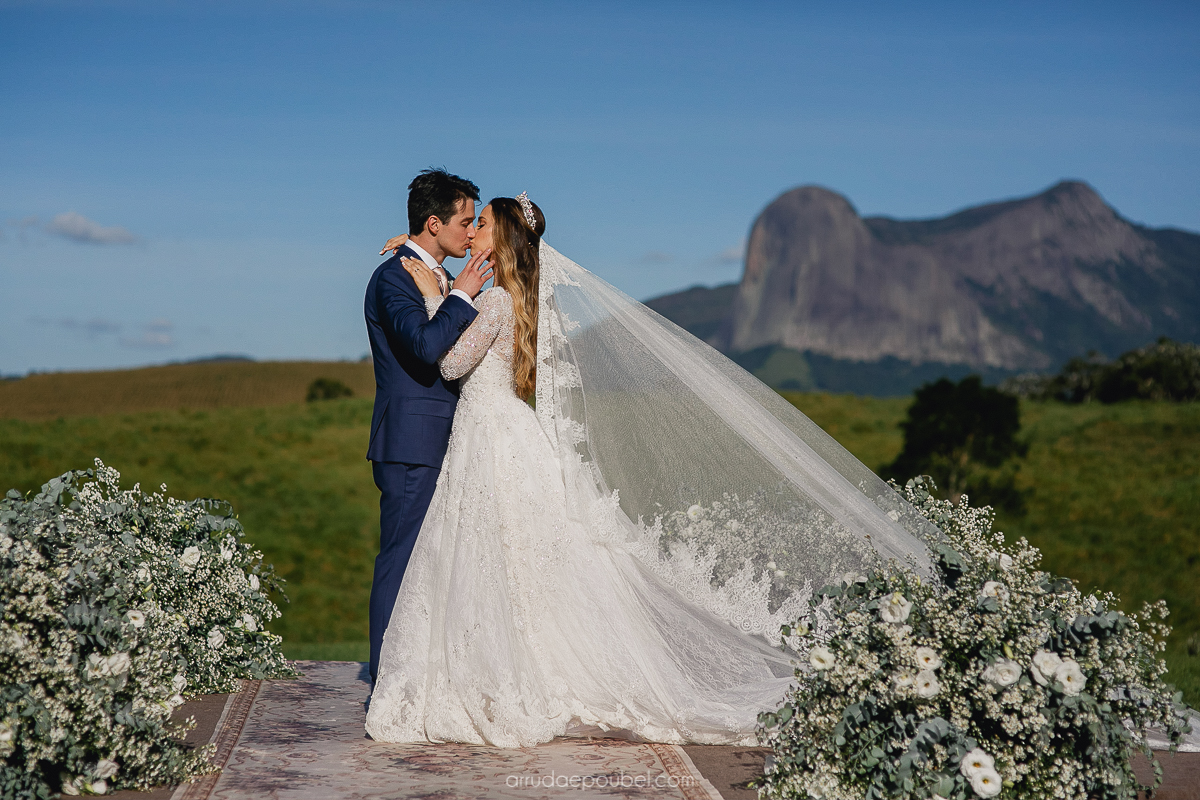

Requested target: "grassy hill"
[
  {"left": 0, "top": 360, "right": 375, "bottom": 420},
  {"left": 1, "top": 362, "right": 1196, "bottom": 702}
]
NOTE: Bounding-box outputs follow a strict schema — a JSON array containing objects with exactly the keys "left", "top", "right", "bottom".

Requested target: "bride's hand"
[
  {"left": 400, "top": 257, "right": 442, "bottom": 298},
  {"left": 380, "top": 234, "right": 409, "bottom": 256}
]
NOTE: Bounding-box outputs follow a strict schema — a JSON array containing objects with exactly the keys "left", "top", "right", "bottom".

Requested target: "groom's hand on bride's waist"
[{"left": 451, "top": 247, "right": 494, "bottom": 299}]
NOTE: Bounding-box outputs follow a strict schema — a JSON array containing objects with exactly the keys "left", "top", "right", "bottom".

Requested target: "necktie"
[{"left": 432, "top": 266, "right": 448, "bottom": 297}]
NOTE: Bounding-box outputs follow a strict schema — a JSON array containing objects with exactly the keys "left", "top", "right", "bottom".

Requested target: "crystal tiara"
[{"left": 516, "top": 191, "right": 536, "bottom": 230}]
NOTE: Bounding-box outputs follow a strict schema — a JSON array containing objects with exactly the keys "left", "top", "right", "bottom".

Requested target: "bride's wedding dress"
[
  {"left": 365, "top": 244, "right": 938, "bottom": 747},
  {"left": 365, "top": 285, "right": 796, "bottom": 747}
]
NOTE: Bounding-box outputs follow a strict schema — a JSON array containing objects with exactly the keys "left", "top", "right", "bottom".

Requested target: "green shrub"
[
  {"left": 756, "top": 478, "right": 1192, "bottom": 800},
  {"left": 0, "top": 463, "right": 298, "bottom": 798},
  {"left": 305, "top": 378, "right": 354, "bottom": 402},
  {"left": 882, "top": 376, "right": 1027, "bottom": 513},
  {"left": 1003, "top": 338, "right": 1200, "bottom": 403}
]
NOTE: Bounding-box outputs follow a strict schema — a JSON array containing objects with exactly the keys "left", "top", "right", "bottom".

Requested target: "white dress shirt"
[{"left": 404, "top": 240, "right": 474, "bottom": 305}]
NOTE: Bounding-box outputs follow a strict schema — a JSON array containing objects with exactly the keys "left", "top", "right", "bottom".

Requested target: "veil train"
[{"left": 534, "top": 242, "right": 939, "bottom": 645}]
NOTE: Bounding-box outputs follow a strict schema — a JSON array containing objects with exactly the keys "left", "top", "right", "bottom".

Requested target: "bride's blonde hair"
[{"left": 488, "top": 196, "right": 545, "bottom": 401}]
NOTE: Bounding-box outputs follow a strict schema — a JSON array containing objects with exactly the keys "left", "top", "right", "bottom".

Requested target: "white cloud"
[
  {"left": 46, "top": 211, "right": 138, "bottom": 245},
  {"left": 121, "top": 318, "right": 174, "bottom": 348},
  {"left": 715, "top": 240, "right": 746, "bottom": 264},
  {"left": 30, "top": 317, "right": 122, "bottom": 338}
]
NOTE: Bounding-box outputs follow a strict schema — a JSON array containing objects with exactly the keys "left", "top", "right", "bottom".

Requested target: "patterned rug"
[
  {"left": 172, "top": 661, "right": 722, "bottom": 800},
  {"left": 164, "top": 661, "right": 1199, "bottom": 800}
]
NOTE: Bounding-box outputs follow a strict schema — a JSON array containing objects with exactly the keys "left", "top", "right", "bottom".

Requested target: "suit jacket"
[{"left": 364, "top": 243, "right": 478, "bottom": 466}]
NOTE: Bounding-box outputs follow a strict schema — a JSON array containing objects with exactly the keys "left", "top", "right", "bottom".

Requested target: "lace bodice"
[{"left": 425, "top": 287, "right": 516, "bottom": 401}]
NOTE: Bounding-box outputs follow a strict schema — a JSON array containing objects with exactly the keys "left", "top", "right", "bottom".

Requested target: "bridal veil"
[{"left": 534, "top": 243, "right": 939, "bottom": 645}]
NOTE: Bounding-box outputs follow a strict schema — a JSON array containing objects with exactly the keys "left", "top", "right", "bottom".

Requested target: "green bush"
[
  {"left": 305, "top": 378, "right": 354, "bottom": 402},
  {"left": 0, "top": 463, "right": 297, "bottom": 798},
  {"left": 756, "top": 478, "right": 1191, "bottom": 800},
  {"left": 882, "top": 376, "right": 1027, "bottom": 513},
  {"left": 1003, "top": 338, "right": 1200, "bottom": 403}
]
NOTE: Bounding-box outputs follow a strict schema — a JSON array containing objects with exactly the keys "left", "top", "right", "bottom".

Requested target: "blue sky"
[{"left": 1, "top": 0, "right": 1197, "bottom": 374}]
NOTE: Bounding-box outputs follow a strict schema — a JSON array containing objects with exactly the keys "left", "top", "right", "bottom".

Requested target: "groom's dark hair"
[{"left": 407, "top": 168, "right": 480, "bottom": 235}]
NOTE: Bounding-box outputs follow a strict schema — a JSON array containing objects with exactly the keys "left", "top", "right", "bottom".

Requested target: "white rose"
[
  {"left": 997, "top": 554, "right": 1013, "bottom": 570},
  {"left": 105, "top": 653, "right": 131, "bottom": 676},
  {"left": 766, "top": 561, "right": 777, "bottom": 570},
  {"left": 983, "top": 658, "right": 1021, "bottom": 687},
  {"left": 179, "top": 546, "right": 202, "bottom": 571},
  {"left": 960, "top": 748, "right": 995, "bottom": 778},
  {"left": 171, "top": 674, "right": 187, "bottom": 693},
  {"left": 879, "top": 592, "right": 913, "bottom": 624},
  {"left": 915, "top": 669, "right": 940, "bottom": 698},
  {"left": 0, "top": 721, "right": 13, "bottom": 743},
  {"left": 60, "top": 777, "right": 82, "bottom": 796},
  {"left": 248, "top": 574, "right": 260, "bottom": 592},
  {"left": 914, "top": 647, "right": 942, "bottom": 670},
  {"left": 168, "top": 694, "right": 184, "bottom": 709},
  {"left": 1030, "top": 650, "right": 1063, "bottom": 686},
  {"left": 85, "top": 653, "right": 108, "bottom": 679},
  {"left": 687, "top": 504, "right": 703, "bottom": 520},
  {"left": 242, "top": 614, "right": 257, "bottom": 632},
  {"left": 894, "top": 671, "right": 915, "bottom": 691},
  {"left": 220, "top": 540, "right": 235, "bottom": 561},
  {"left": 125, "top": 610, "right": 145, "bottom": 628},
  {"left": 980, "top": 581, "right": 1009, "bottom": 603},
  {"left": 809, "top": 646, "right": 836, "bottom": 671},
  {"left": 969, "top": 767, "right": 1002, "bottom": 798},
  {"left": 136, "top": 566, "right": 151, "bottom": 582},
  {"left": 207, "top": 628, "right": 226, "bottom": 649},
  {"left": 1055, "top": 660, "right": 1087, "bottom": 696},
  {"left": 94, "top": 759, "right": 119, "bottom": 779},
  {"left": 840, "top": 572, "right": 865, "bottom": 586},
  {"left": 84, "top": 780, "right": 108, "bottom": 795}
]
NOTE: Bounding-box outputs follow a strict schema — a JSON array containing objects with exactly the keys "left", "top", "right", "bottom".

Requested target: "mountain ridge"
[{"left": 646, "top": 181, "right": 1200, "bottom": 393}]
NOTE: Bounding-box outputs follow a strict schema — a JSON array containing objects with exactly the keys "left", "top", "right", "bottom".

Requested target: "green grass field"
[{"left": 1, "top": 363, "right": 1196, "bottom": 699}]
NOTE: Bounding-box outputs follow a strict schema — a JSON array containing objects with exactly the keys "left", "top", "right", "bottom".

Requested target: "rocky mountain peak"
[{"left": 710, "top": 182, "right": 1195, "bottom": 372}]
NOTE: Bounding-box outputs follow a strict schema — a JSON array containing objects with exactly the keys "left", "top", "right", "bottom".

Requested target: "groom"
[{"left": 364, "top": 168, "right": 492, "bottom": 682}]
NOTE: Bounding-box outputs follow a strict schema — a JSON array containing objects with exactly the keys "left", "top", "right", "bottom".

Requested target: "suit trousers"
[{"left": 369, "top": 460, "right": 440, "bottom": 682}]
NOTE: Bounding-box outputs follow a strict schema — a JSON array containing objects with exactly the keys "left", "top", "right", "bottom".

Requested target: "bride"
[{"left": 364, "top": 194, "right": 936, "bottom": 747}]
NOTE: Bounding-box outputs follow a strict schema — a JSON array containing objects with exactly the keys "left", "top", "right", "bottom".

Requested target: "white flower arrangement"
[
  {"left": 1, "top": 462, "right": 298, "bottom": 797},
  {"left": 756, "top": 477, "right": 1193, "bottom": 800}
]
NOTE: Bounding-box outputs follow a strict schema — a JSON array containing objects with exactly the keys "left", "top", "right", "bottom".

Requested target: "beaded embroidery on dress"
[{"left": 364, "top": 285, "right": 800, "bottom": 747}]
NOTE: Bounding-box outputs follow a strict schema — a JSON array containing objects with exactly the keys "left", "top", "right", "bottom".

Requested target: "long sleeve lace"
[{"left": 438, "top": 287, "right": 513, "bottom": 380}]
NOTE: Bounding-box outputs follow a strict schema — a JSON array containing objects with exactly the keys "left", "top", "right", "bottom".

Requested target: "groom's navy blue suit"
[{"left": 364, "top": 243, "right": 478, "bottom": 681}]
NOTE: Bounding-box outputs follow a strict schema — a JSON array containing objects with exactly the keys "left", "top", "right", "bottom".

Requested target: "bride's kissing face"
[{"left": 471, "top": 204, "right": 495, "bottom": 255}]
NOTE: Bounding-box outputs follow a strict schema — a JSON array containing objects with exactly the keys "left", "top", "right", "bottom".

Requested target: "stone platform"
[{"left": 113, "top": 661, "right": 1199, "bottom": 800}]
